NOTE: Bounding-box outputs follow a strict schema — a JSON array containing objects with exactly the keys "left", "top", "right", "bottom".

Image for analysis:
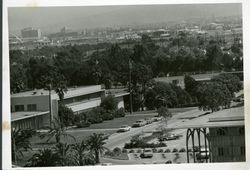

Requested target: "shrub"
[
  {"left": 58, "top": 104, "right": 75, "bottom": 127},
  {"left": 172, "top": 148, "right": 178, "bottom": 153},
  {"left": 129, "top": 149, "right": 134, "bottom": 153},
  {"left": 100, "top": 95, "right": 118, "bottom": 112},
  {"left": 105, "top": 150, "right": 114, "bottom": 156},
  {"left": 137, "top": 149, "right": 142, "bottom": 153},
  {"left": 101, "top": 111, "right": 114, "bottom": 121},
  {"left": 124, "top": 140, "right": 167, "bottom": 149},
  {"left": 75, "top": 121, "right": 91, "bottom": 128},
  {"left": 165, "top": 160, "right": 172, "bottom": 164},
  {"left": 165, "top": 149, "right": 171, "bottom": 153},
  {"left": 158, "top": 72, "right": 165, "bottom": 77},
  {"left": 86, "top": 107, "right": 103, "bottom": 124},
  {"left": 158, "top": 149, "right": 164, "bottom": 153},
  {"left": 152, "top": 148, "right": 157, "bottom": 153},
  {"left": 113, "top": 147, "right": 122, "bottom": 155},
  {"left": 115, "top": 108, "right": 126, "bottom": 118},
  {"left": 179, "top": 148, "right": 186, "bottom": 152},
  {"left": 122, "top": 148, "right": 127, "bottom": 153}
]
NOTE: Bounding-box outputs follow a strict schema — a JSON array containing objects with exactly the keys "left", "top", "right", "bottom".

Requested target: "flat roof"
[
  {"left": 11, "top": 85, "right": 103, "bottom": 98},
  {"left": 11, "top": 111, "right": 49, "bottom": 122},
  {"left": 171, "top": 106, "right": 244, "bottom": 129},
  {"left": 155, "top": 71, "right": 243, "bottom": 83},
  {"left": 105, "top": 88, "right": 130, "bottom": 97}
]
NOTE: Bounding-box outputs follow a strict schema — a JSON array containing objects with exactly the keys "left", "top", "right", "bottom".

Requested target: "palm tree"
[
  {"left": 40, "top": 117, "right": 75, "bottom": 143},
  {"left": 53, "top": 142, "right": 72, "bottom": 166},
  {"left": 87, "top": 133, "right": 108, "bottom": 164},
  {"left": 11, "top": 128, "right": 36, "bottom": 164},
  {"left": 25, "top": 148, "right": 61, "bottom": 167},
  {"left": 72, "top": 140, "right": 95, "bottom": 166}
]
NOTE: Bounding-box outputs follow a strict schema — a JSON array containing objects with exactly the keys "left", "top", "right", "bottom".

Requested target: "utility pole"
[
  {"left": 49, "top": 83, "right": 52, "bottom": 127},
  {"left": 129, "top": 58, "right": 133, "bottom": 114},
  {"left": 12, "top": 128, "right": 17, "bottom": 165}
]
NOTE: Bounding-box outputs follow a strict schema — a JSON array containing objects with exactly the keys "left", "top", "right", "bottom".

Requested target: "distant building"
[
  {"left": 49, "top": 27, "right": 78, "bottom": 40},
  {"left": 173, "top": 106, "right": 245, "bottom": 163},
  {"left": 154, "top": 71, "right": 243, "bottom": 89},
  {"left": 21, "top": 27, "right": 41, "bottom": 41}
]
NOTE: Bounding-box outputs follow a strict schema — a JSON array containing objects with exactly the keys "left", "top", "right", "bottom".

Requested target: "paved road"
[{"left": 104, "top": 108, "right": 205, "bottom": 150}]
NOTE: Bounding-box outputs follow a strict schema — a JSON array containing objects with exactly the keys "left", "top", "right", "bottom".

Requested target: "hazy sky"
[{"left": 8, "top": 3, "right": 242, "bottom": 34}]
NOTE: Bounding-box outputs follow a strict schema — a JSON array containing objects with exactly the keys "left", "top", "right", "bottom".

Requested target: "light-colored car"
[
  {"left": 132, "top": 120, "right": 147, "bottom": 127},
  {"left": 117, "top": 125, "right": 131, "bottom": 132},
  {"left": 140, "top": 148, "right": 153, "bottom": 158},
  {"left": 152, "top": 116, "right": 164, "bottom": 122},
  {"left": 145, "top": 118, "right": 153, "bottom": 124}
]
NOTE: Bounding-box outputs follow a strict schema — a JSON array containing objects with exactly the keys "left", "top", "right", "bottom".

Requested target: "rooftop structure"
[
  {"left": 21, "top": 27, "right": 41, "bottom": 41},
  {"left": 173, "top": 106, "right": 244, "bottom": 129},
  {"left": 170, "top": 106, "right": 245, "bottom": 163}
]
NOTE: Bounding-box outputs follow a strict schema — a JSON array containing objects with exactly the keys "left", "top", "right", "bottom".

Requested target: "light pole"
[
  {"left": 49, "top": 83, "right": 52, "bottom": 127},
  {"left": 129, "top": 58, "right": 133, "bottom": 114}
]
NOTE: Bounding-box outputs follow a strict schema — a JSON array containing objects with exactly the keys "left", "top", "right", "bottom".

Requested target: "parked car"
[
  {"left": 140, "top": 148, "right": 153, "bottom": 158},
  {"left": 196, "top": 148, "right": 210, "bottom": 160},
  {"left": 132, "top": 120, "right": 147, "bottom": 127},
  {"left": 117, "top": 125, "right": 131, "bottom": 132},
  {"left": 159, "top": 134, "right": 180, "bottom": 141},
  {"left": 152, "top": 116, "right": 164, "bottom": 122},
  {"left": 145, "top": 118, "right": 153, "bottom": 124}
]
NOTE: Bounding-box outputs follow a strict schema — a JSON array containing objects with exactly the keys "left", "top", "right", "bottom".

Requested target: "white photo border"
[{"left": 2, "top": 0, "right": 250, "bottom": 170}]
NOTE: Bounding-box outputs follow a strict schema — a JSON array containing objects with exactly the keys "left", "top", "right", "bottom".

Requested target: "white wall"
[
  {"left": 66, "top": 98, "right": 102, "bottom": 113},
  {"left": 11, "top": 95, "right": 49, "bottom": 112}
]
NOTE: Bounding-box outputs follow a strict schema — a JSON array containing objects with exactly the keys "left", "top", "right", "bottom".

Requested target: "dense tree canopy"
[{"left": 196, "top": 82, "right": 232, "bottom": 112}]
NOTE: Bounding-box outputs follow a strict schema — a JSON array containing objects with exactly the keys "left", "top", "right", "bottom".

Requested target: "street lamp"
[
  {"left": 48, "top": 83, "right": 52, "bottom": 127},
  {"left": 129, "top": 58, "right": 133, "bottom": 114}
]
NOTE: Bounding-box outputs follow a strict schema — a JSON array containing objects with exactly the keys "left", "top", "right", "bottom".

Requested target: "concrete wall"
[
  {"left": 11, "top": 95, "right": 49, "bottom": 112},
  {"left": 209, "top": 126, "right": 245, "bottom": 162},
  {"left": 12, "top": 113, "right": 50, "bottom": 130},
  {"left": 116, "top": 96, "right": 125, "bottom": 109},
  {"left": 66, "top": 98, "right": 101, "bottom": 113}
]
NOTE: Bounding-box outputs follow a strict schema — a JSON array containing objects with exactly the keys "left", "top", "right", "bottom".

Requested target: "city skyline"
[{"left": 8, "top": 3, "right": 242, "bottom": 35}]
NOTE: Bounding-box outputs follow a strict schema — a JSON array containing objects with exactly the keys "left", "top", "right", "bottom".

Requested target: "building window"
[
  {"left": 15, "top": 105, "right": 24, "bottom": 112},
  {"left": 216, "top": 128, "right": 227, "bottom": 136},
  {"left": 240, "top": 146, "right": 245, "bottom": 156},
  {"left": 218, "top": 147, "right": 224, "bottom": 156},
  {"left": 239, "top": 127, "right": 245, "bottom": 135},
  {"left": 27, "top": 104, "right": 37, "bottom": 111}
]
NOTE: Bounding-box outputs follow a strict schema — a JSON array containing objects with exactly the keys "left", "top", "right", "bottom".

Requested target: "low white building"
[
  {"left": 11, "top": 85, "right": 105, "bottom": 130},
  {"left": 11, "top": 85, "right": 130, "bottom": 130}
]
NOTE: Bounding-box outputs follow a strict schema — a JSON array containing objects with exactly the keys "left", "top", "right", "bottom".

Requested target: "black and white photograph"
[{"left": 3, "top": 1, "right": 248, "bottom": 169}]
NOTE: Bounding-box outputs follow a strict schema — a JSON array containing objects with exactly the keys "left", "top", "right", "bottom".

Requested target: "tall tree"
[
  {"left": 196, "top": 82, "right": 232, "bottom": 112},
  {"left": 212, "top": 73, "right": 242, "bottom": 97},
  {"left": 53, "top": 142, "right": 73, "bottom": 166},
  {"left": 58, "top": 104, "right": 75, "bottom": 127},
  {"left": 184, "top": 75, "right": 198, "bottom": 97},
  {"left": 10, "top": 63, "right": 27, "bottom": 93},
  {"left": 87, "top": 133, "right": 108, "bottom": 164},
  {"left": 25, "top": 148, "right": 61, "bottom": 167},
  {"left": 40, "top": 118, "right": 75, "bottom": 143},
  {"left": 72, "top": 140, "right": 95, "bottom": 166},
  {"left": 12, "top": 128, "right": 36, "bottom": 164}
]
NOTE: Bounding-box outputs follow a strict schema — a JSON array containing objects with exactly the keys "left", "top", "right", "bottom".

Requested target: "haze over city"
[{"left": 8, "top": 3, "right": 242, "bottom": 35}]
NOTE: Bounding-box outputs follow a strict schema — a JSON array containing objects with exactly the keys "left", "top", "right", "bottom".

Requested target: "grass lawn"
[
  {"left": 80, "top": 114, "right": 157, "bottom": 130},
  {"left": 103, "top": 153, "right": 129, "bottom": 160},
  {"left": 76, "top": 107, "right": 197, "bottom": 130}
]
